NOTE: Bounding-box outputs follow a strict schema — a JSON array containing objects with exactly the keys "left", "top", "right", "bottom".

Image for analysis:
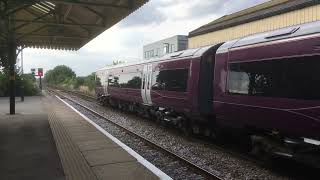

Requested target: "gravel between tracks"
[{"left": 63, "top": 94, "right": 289, "bottom": 180}]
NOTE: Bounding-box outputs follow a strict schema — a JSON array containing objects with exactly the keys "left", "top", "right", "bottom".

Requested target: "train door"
[
  {"left": 141, "top": 64, "right": 153, "bottom": 105},
  {"left": 104, "top": 72, "right": 109, "bottom": 95}
]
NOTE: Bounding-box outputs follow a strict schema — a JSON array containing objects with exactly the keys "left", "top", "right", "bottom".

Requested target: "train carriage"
[{"left": 96, "top": 20, "right": 320, "bottom": 166}]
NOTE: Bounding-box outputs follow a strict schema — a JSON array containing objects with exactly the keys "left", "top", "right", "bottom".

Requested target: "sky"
[{"left": 22, "top": 0, "right": 268, "bottom": 77}]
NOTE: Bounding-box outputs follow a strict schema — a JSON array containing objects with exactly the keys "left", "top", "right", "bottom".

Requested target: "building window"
[
  {"left": 170, "top": 44, "right": 175, "bottom": 53},
  {"left": 163, "top": 43, "right": 169, "bottom": 54},
  {"left": 227, "top": 55, "right": 320, "bottom": 100},
  {"left": 152, "top": 69, "right": 189, "bottom": 92}
]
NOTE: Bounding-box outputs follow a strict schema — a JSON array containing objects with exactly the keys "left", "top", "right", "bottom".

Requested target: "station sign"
[
  {"left": 38, "top": 68, "right": 43, "bottom": 77},
  {"left": 31, "top": 68, "right": 44, "bottom": 77}
]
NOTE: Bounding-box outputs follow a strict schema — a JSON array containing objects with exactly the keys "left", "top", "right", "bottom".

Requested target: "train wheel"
[
  {"left": 155, "top": 112, "right": 163, "bottom": 124},
  {"left": 249, "top": 135, "right": 273, "bottom": 162}
]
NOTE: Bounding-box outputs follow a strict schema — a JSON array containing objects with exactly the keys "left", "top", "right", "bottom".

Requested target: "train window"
[
  {"left": 152, "top": 69, "right": 188, "bottom": 92},
  {"left": 227, "top": 55, "right": 320, "bottom": 100},
  {"left": 228, "top": 71, "right": 249, "bottom": 94},
  {"left": 109, "top": 75, "right": 119, "bottom": 87},
  {"left": 109, "top": 73, "right": 142, "bottom": 89}
]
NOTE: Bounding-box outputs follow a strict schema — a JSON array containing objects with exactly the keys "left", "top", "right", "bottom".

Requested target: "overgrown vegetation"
[
  {"left": 44, "top": 65, "right": 98, "bottom": 94},
  {"left": 111, "top": 60, "right": 126, "bottom": 66},
  {"left": 0, "top": 47, "right": 39, "bottom": 97},
  {"left": 0, "top": 70, "right": 39, "bottom": 97},
  {"left": 45, "top": 60, "right": 126, "bottom": 93},
  {"left": 44, "top": 65, "right": 76, "bottom": 88},
  {"left": 73, "top": 73, "right": 97, "bottom": 91}
]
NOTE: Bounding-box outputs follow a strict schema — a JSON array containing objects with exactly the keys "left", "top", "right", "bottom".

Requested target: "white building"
[{"left": 143, "top": 35, "right": 188, "bottom": 60}]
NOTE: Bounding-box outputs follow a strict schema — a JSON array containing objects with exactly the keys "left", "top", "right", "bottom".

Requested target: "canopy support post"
[{"left": 8, "top": 37, "right": 17, "bottom": 115}]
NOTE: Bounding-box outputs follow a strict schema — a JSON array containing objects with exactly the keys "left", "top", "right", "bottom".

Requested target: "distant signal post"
[{"left": 31, "top": 68, "right": 44, "bottom": 90}]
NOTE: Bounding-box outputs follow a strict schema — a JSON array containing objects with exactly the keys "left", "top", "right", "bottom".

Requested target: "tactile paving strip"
[{"left": 46, "top": 99, "right": 98, "bottom": 180}]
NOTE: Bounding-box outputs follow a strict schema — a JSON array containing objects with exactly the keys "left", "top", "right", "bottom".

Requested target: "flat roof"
[
  {"left": 98, "top": 43, "right": 219, "bottom": 72},
  {"left": 0, "top": 0, "right": 148, "bottom": 50},
  {"left": 189, "top": 0, "right": 319, "bottom": 38},
  {"left": 143, "top": 35, "right": 188, "bottom": 48}
]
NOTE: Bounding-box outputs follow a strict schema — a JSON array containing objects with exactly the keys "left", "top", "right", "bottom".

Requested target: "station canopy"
[{"left": 0, "top": 0, "right": 148, "bottom": 50}]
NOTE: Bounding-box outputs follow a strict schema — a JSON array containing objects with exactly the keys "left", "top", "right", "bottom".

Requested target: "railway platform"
[{"left": 0, "top": 95, "right": 169, "bottom": 180}]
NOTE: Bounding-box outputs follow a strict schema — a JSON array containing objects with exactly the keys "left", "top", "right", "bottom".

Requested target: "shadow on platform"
[{"left": 0, "top": 96, "right": 65, "bottom": 180}]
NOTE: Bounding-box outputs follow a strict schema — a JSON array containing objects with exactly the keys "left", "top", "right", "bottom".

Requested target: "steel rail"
[
  {"left": 49, "top": 89, "right": 224, "bottom": 180},
  {"left": 53, "top": 88, "right": 96, "bottom": 100},
  {"left": 49, "top": 88, "right": 320, "bottom": 179}
]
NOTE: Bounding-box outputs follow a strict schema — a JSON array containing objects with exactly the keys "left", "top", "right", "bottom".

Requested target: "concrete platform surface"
[
  {"left": 0, "top": 96, "right": 65, "bottom": 180},
  {"left": 46, "top": 94, "right": 163, "bottom": 180},
  {"left": 0, "top": 95, "right": 169, "bottom": 180}
]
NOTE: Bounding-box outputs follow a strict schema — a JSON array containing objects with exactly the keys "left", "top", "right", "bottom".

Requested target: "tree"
[
  {"left": 113, "top": 60, "right": 126, "bottom": 65},
  {"left": 18, "top": 74, "right": 39, "bottom": 96},
  {"left": 0, "top": 47, "right": 9, "bottom": 69},
  {"left": 83, "top": 73, "right": 96, "bottom": 91},
  {"left": 44, "top": 65, "right": 76, "bottom": 86},
  {"left": 73, "top": 73, "right": 98, "bottom": 91},
  {"left": 0, "top": 71, "right": 8, "bottom": 96},
  {"left": 44, "top": 65, "right": 100, "bottom": 93},
  {"left": 74, "top": 76, "right": 85, "bottom": 89},
  {"left": 0, "top": 71, "right": 39, "bottom": 97},
  {"left": 106, "top": 60, "right": 126, "bottom": 66}
]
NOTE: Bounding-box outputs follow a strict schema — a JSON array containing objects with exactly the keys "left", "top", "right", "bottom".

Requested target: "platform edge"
[{"left": 56, "top": 95, "right": 173, "bottom": 180}]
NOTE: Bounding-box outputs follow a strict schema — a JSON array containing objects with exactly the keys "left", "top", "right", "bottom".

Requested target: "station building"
[
  {"left": 143, "top": 35, "right": 188, "bottom": 60},
  {"left": 188, "top": 0, "right": 320, "bottom": 48}
]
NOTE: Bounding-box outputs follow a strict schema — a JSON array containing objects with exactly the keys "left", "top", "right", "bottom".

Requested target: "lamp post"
[
  {"left": 8, "top": 36, "right": 17, "bottom": 115},
  {"left": 20, "top": 47, "right": 24, "bottom": 102}
]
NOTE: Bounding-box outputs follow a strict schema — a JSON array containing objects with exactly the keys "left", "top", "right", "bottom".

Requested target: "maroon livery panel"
[{"left": 96, "top": 21, "right": 320, "bottom": 164}]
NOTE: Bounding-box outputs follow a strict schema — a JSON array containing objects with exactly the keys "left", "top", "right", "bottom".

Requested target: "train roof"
[
  {"left": 98, "top": 20, "right": 320, "bottom": 72},
  {"left": 217, "top": 20, "right": 320, "bottom": 53},
  {"left": 97, "top": 44, "right": 218, "bottom": 71}
]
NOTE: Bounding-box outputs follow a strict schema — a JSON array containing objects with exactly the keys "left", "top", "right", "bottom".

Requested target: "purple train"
[{"left": 96, "top": 21, "right": 320, "bottom": 164}]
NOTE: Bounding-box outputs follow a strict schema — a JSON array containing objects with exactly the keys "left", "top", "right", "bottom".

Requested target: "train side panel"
[
  {"left": 214, "top": 32, "right": 320, "bottom": 140},
  {"left": 107, "top": 64, "right": 144, "bottom": 104},
  {"left": 150, "top": 58, "right": 200, "bottom": 115}
]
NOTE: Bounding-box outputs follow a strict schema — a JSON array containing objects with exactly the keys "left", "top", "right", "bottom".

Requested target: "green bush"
[
  {"left": 44, "top": 65, "right": 76, "bottom": 86},
  {"left": 0, "top": 71, "right": 39, "bottom": 97},
  {"left": 19, "top": 74, "right": 39, "bottom": 96},
  {"left": 44, "top": 65, "right": 98, "bottom": 92},
  {"left": 83, "top": 73, "right": 96, "bottom": 91},
  {"left": 0, "top": 71, "right": 8, "bottom": 96}
]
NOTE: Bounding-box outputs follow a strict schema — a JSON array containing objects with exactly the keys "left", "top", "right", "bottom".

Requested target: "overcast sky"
[{"left": 22, "top": 0, "right": 268, "bottom": 76}]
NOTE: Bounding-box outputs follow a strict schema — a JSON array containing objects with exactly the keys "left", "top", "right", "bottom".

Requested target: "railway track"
[
  {"left": 49, "top": 88, "right": 320, "bottom": 180},
  {"left": 51, "top": 88, "right": 259, "bottom": 160},
  {"left": 49, "top": 89, "right": 224, "bottom": 180},
  {"left": 55, "top": 89, "right": 96, "bottom": 101}
]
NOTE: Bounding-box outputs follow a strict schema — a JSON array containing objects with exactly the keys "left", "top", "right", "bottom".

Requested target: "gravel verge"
[{"left": 61, "top": 93, "right": 304, "bottom": 180}]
